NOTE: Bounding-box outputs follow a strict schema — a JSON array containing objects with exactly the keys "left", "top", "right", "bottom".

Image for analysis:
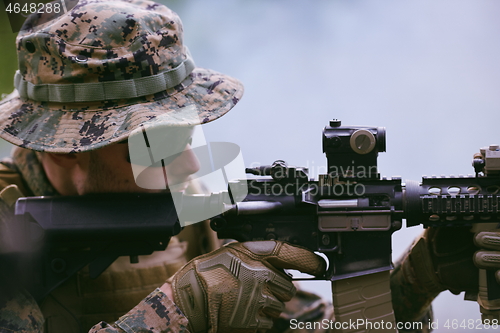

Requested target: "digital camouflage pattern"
[
  {"left": 89, "top": 289, "right": 189, "bottom": 333},
  {"left": 0, "top": 0, "right": 243, "bottom": 153},
  {"left": 10, "top": 147, "right": 58, "bottom": 197},
  {"left": 0, "top": 289, "right": 44, "bottom": 333}
]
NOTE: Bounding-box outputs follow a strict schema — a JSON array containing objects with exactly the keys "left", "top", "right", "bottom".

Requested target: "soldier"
[
  {"left": 0, "top": 0, "right": 327, "bottom": 332},
  {"left": 0, "top": 0, "right": 499, "bottom": 332}
]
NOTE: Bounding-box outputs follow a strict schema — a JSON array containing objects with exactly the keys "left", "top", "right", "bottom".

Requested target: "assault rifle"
[
  {"left": 209, "top": 119, "right": 500, "bottom": 332},
  {"left": 10, "top": 119, "right": 500, "bottom": 331}
]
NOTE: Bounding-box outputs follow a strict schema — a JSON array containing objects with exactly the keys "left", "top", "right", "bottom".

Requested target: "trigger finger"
[
  {"left": 475, "top": 232, "right": 500, "bottom": 251},
  {"left": 273, "top": 242, "right": 327, "bottom": 277}
]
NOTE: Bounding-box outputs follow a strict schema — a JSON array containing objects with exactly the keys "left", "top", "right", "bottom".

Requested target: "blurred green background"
[{"left": 0, "top": 1, "right": 18, "bottom": 158}]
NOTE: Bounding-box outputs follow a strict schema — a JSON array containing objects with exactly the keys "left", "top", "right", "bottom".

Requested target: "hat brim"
[{"left": 0, "top": 68, "right": 243, "bottom": 153}]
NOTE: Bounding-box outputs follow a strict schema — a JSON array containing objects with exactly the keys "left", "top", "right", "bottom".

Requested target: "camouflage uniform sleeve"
[
  {"left": 390, "top": 241, "right": 438, "bottom": 333},
  {"left": 0, "top": 289, "right": 44, "bottom": 332},
  {"left": 88, "top": 288, "right": 190, "bottom": 333}
]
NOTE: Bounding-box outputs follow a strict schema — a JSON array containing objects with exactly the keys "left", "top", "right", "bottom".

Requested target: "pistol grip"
[{"left": 331, "top": 271, "right": 397, "bottom": 332}]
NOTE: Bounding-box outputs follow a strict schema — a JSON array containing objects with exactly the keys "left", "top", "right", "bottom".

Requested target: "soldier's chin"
[{"left": 167, "top": 182, "right": 190, "bottom": 193}]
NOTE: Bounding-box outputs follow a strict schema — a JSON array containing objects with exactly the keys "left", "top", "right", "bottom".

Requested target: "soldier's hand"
[
  {"left": 413, "top": 227, "right": 500, "bottom": 295},
  {"left": 169, "top": 240, "right": 325, "bottom": 333},
  {"left": 474, "top": 231, "right": 500, "bottom": 284},
  {"left": 411, "top": 227, "right": 478, "bottom": 294}
]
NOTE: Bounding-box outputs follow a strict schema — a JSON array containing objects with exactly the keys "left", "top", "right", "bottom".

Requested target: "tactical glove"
[
  {"left": 420, "top": 226, "right": 479, "bottom": 294},
  {"left": 474, "top": 231, "right": 500, "bottom": 284},
  {"left": 391, "top": 227, "right": 477, "bottom": 324},
  {"left": 170, "top": 240, "right": 325, "bottom": 333}
]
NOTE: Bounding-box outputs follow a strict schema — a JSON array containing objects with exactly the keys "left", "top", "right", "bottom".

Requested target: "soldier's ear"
[{"left": 44, "top": 152, "right": 79, "bottom": 169}]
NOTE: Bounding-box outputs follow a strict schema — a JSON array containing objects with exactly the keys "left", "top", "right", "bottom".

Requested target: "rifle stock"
[{"left": 13, "top": 192, "right": 181, "bottom": 301}]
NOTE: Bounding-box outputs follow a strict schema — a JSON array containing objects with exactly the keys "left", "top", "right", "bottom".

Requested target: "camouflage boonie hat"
[{"left": 0, "top": 0, "right": 243, "bottom": 153}]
